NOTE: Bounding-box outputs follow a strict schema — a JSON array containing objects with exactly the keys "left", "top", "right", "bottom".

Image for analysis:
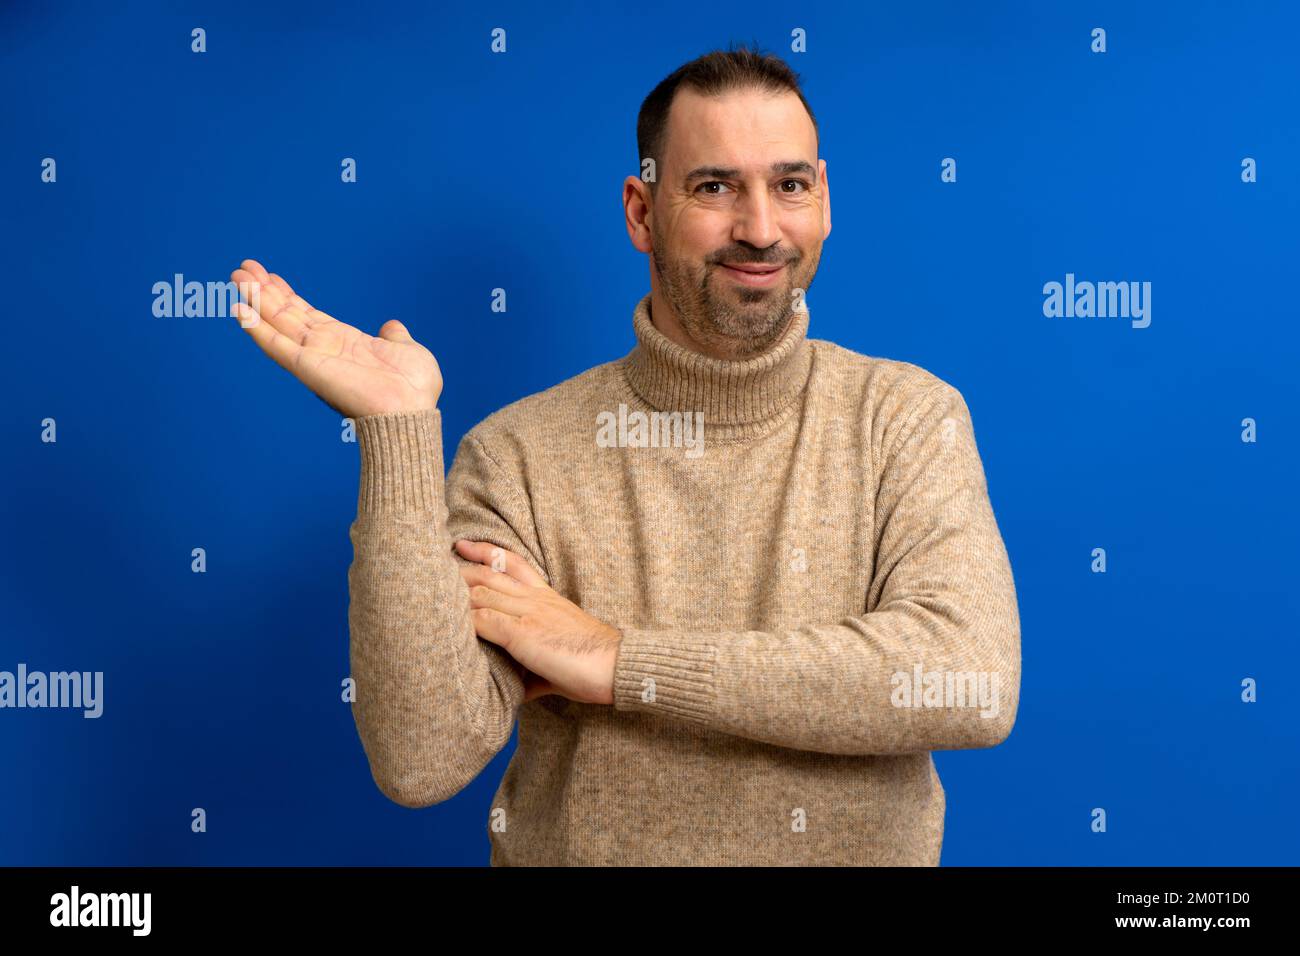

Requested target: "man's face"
[{"left": 646, "top": 86, "right": 829, "bottom": 358}]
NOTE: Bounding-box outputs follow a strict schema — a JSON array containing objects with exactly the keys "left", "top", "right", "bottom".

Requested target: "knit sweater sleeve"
[
  {"left": 346, "top": 408, "right": 540, "bottom": 807},
  {"left": 611, "top": 382, "right": 1021, "bottom": 756}
]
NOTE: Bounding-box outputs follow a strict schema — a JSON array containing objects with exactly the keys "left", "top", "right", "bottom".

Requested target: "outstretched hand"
[{"left": 229, "top": 258, "right": 442, "bottom": 419}]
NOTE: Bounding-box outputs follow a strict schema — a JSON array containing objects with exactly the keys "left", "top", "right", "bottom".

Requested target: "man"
[{"left": 229, "top": 45, "right": 1020, "bottom": 866}]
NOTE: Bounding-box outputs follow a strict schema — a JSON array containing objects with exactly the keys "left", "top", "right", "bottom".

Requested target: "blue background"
[{"left": 1, "top": 0, "right": 1295, "bottom": 865}]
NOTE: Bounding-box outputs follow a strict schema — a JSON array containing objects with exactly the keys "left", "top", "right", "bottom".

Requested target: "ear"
[
  {"left": 819, "top": 159, "right": 831, "bottom": 240},
  {"left": 624, "top": 175, "right": 654, "bottom": 254}
]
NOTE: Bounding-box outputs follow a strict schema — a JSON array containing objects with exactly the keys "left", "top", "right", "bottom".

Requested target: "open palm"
[{"left": 229, "top": 259, "right": 442, "bottom": 418}]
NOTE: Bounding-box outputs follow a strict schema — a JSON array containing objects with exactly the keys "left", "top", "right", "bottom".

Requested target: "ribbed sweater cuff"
[
  {"left": 612, "top": 627, "right": 717, "bottom": 726},
  {"left": 354, "top": 408, "right": 443, "bottom": 513}
]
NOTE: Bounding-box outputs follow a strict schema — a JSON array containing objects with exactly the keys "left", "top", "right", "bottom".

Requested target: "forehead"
[{"left": 663, "top": 86, "right": 816, "bottom": 170}]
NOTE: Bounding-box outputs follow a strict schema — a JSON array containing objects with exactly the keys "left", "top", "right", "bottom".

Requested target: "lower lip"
[{"left": 719, "top": 263, "right": 785, "bottom": 287}]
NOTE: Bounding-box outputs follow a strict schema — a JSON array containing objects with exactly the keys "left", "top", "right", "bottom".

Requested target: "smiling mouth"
[
  {"left": 721, "top": 262, "right": 783, "bottom": 273},
  {"left": 718, "top": 262, "right": 786, "bottom": 284}
]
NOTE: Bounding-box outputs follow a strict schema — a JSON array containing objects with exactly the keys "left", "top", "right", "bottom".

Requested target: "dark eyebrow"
[{"left": 684, "top": 160, "right": 816, "bottom": 183}]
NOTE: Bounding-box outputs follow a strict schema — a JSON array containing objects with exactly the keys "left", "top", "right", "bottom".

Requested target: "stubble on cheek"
[{"left": 651, "top": 216, "right": 812, "bottom": 356}]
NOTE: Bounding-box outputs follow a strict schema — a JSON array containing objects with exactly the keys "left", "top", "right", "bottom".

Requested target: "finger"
[
  {"left": 467, "top": 584, "right": 532, "bottom": 618},
  {"left": 460, "top": 562, "right": 532, "bottom": 596},
  {"left": 232, "top": 272, "right": 381, "bottom": 383},
  {"left": 232, "top": 301, "right": 345, "bottom": 399},
  {"left": 238, "top": 261, "right": 309, "bottom": 319},
  {"left": 454, "top": 540, "right": 547, "bottom": 587},
  {"left": 251, "top": 280, "right": 353, "bottom": 353},
  {"left": 267, "top": 272, "right": 318, "bottom": 316},
  {"left": 471, "top": 607, "right": 520, "bottom": 651},
  {"left": 239, "top": 258, "right": 272, "bottom": 285},
  {"left": 378, "top": 319, "right": 414, "bottom": 343},
  {"left": 522, "top": 673, "right": 555, "bottom": 703},
  {"left": 232, "top": 302, "right": 308, "bottom": 370},
  {"left": 237, "top": 260, "right": 282, "bottom": 316},
  {"left": 262, "top": 272, "right": 346, "bottom": 336},
  {"left": 241, "top": 261, "right": 296, "bottom": 302},
  {"left": 265, "top": 270, "right": 296, "bottom": 296},
  {"left": 236, "top": 261, "right": 340, "bottom": 331},
  {"left": 229, "top": 270, "right": 308, "bottom": 340},
  {"left": 238, "top": 273, "right": 296, "bottom": 327}
]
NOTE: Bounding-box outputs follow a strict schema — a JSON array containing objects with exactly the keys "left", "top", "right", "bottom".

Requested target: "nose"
[{"left": 731, "top": 186, "right": 781, "bottom": 251}]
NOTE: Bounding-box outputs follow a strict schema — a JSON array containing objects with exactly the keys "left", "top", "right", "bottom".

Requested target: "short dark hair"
[{"left": 636, "top": 42, "right": 819, "bottom": 192}]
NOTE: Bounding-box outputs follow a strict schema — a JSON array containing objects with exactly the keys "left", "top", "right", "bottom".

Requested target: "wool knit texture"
[{"left": 346, "top": 291, "right": 1021, "bottom": 866}]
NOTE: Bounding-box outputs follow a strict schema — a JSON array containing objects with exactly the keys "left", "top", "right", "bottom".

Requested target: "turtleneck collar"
[{"left": 620, "top": 292, "right": 814, "bottom": 442}]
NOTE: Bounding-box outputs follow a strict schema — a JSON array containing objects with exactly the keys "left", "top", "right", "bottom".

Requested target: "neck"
[
  {"left": 647, "top": 289, "right": 792, "bottom": 361},
  {"left": 621, "top": 292, "right": 814, "bottom": 442}
]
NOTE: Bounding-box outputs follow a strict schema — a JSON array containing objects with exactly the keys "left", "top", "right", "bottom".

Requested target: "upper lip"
[{"left": 720, "top": 262, "right": 784, "bottom": 273}]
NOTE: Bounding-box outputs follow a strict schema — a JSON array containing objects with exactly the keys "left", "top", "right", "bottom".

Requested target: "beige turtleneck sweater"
[{"left": 346, "top": 292, "right": 1021, "bottom": 866}]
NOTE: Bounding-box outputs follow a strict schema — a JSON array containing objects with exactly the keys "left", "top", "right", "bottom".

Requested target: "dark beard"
[{"left": 651, "top": 243, "right": 798, "bottom": 358}]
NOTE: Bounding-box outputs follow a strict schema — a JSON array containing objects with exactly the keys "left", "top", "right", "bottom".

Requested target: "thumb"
[
  {"left": 377, "top": 319, "right": 414, "bottom": 343},
  {"left": 522, "top": 672, "right": 555, "bottom": 703}
]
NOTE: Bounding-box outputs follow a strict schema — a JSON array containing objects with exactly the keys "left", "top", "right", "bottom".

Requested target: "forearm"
[
  {"left": 347, "top": 409, "right": 523, "bottom": 808},
  {"left": 613, "top": 590, "right": 1020, "bottom": 755},
  {"left": 614, "top": 382, "right": 1021, "bottom": 755}
]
